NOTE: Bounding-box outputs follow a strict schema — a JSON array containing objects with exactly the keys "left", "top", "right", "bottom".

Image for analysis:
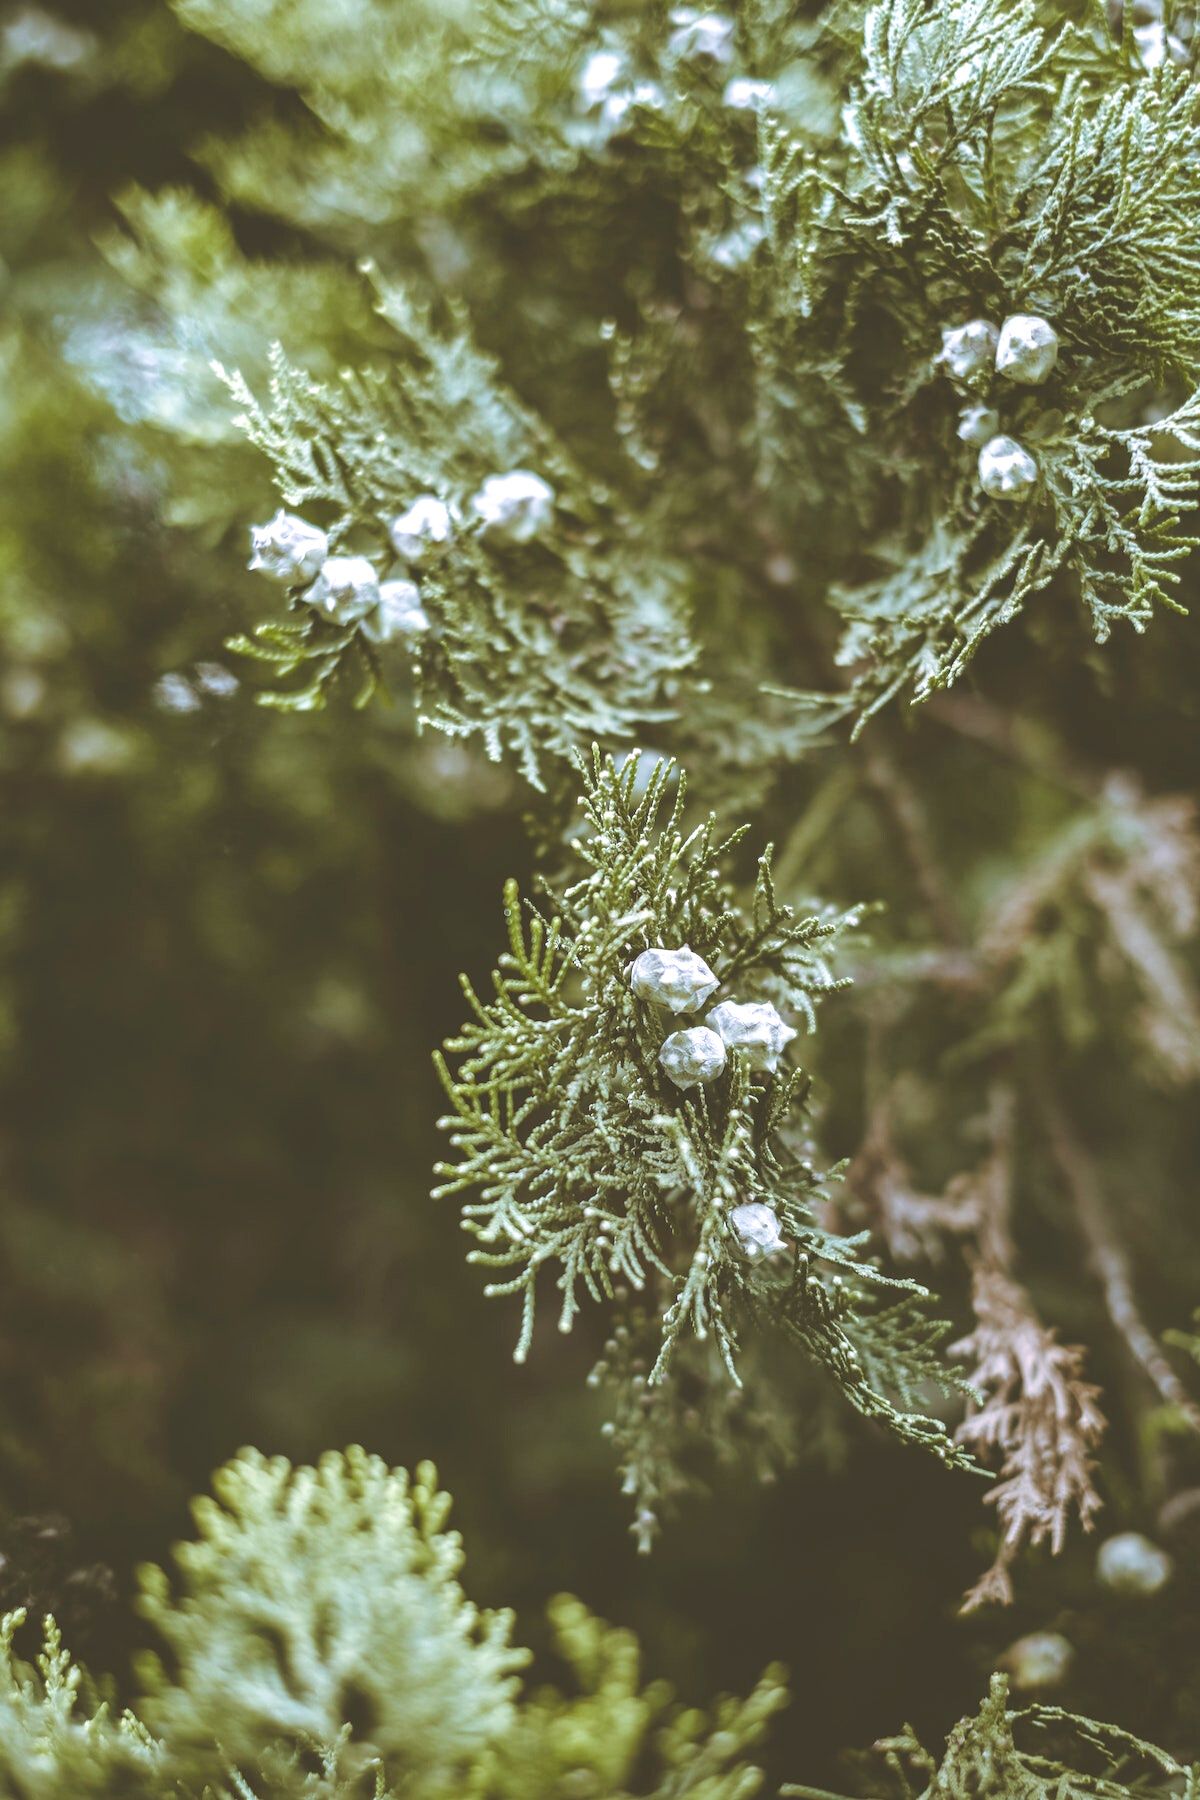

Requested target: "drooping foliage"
[{"left": 437, "top": 749, "right": 973, "bottom": 1540}]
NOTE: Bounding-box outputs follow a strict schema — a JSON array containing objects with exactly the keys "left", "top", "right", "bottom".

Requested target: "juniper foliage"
[
  {"left": 0, "top": 1449, "right": 786, "bottom": 1800},
  {"left": 110, "top": 0, "right": 1200, "bottom": 764},
  {"left": 436, "top": 750, "right": 973, "bottom": 1535},
  {"left": 136, "top": 1447, "right": 525, "bottom": 1793},
  {"left": 762, "top": 0, "right": 1200, "bottom": 725},
  {"left": 0, "top": 1612, "right": 156, "bottom": 1799},
  {"left": 219, "top": 291, "right": 692, "bottom": 781},
  {"left": 785, "top": 1673, "right": 1200, "bottom": 1799}
]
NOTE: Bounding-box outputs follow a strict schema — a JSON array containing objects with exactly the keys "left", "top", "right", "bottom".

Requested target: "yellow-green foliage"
[{"left": 0, "top": 1448, "right": 786, "bottom": 1800}]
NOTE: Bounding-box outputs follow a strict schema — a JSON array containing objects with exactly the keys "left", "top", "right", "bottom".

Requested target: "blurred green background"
[{"left": 3, "top": 2, "right": 1200, "bottom": 1786}]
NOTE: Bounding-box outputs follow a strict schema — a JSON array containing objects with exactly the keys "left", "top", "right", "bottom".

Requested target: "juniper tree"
[
  {"left": 124, "top": 0, "right": 1200, "bottom": 1601},
  {"left": 4, "top": 0, "right": 1200, "bottom": 1790}
]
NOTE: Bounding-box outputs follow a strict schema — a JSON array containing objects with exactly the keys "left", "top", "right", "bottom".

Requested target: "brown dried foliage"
[{"left": 953, "top": 1263, "right": 1105, "bottom": 1610}]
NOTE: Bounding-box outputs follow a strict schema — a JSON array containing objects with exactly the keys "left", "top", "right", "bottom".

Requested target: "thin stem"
[
  {"left": 1041, "top": 1092, "right": 1200, "bottom": 1431},
  {"left": 862, "top": 741, "right": 967, "bottom": 946}
]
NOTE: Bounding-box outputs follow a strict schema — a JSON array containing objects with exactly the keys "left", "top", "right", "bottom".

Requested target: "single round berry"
[
  {"left": 995, "top": 314, "right": 1059, "bottom": 385},
  {"left": 388, "top": 495, "right": 455, "bottom": 564},
  {"left": 629, "top": 947, "right": 720, "bottom": 1013},
  {"left": 978, "top": 434, "right": 1039, "bottom": 502},
  {"left": 248, "top": 511, "right": 328, "bottom": 585},
  {"left": 1096, "top": 1531, "right": 1173, "bottom": 1596},
  {"left": 470, "top": 471, "right": 556, "bottom": 544},
  {"left": 706, "top": 999, "right": 796, "bottom": 1072},
  {"left": 730, "top": 1201, "right": 786, "bottom": 1260},
  {"left": 362, "top": 579, "right": 430, "bottom": 644},
  {"left": 939, "top": 320, "right": 999, "bottom": 383},
  {"left": 957, "top": 405, "right": 1000, "bottom": 448},
  {"left": 659, "top": 1026, "right": 727, "bottom": 1089},
  {"left": 307, "top": 555, "right": 381, "bottom": 624}
]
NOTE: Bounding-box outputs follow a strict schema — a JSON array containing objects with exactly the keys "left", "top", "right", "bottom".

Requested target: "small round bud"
[
  {"left": 2, "top": 8, "right": 96, "bottom": 72},
  {"left": 470, "top": 470, "right": 556, "bottom": 544},
  {"left": 362, "top": 578, "right": 430, "bottom": 645},
  {"left": 1096, "top": 1531, "right": 1173, "bottom": 1596},
  {"left": 978, "top": 434, "right": 1038, "bottom": 501},
  {"left": 706, "top": 1000, "right": 796, "bottom": 1072},
  {"left": 577, "top": 47, "right": 626, "bottom": 110},
  {"left": 707, "top": 221, "right": 765, "bottom": 271},
  {"left": 1001, "top": 1631, "right": 1074, "bottom": 1694},
  {"left": 996, "top": 314, "right": 1059, "bottom": 385},
  {"left": 307, "top": 555, "right": 381, "bottom": 624},
  {"left": 195, "top": 662, "right": 239, "bottom": 698},
  {"left": 666, "top": 7, "right": 735, "bottom": 64},
  {"left": 723, "top": 75, "right": 773, "bottom": 109},
  {"left": 957, "top": 404, "right": 1000, "bottom": 448},
  {"left": 939, "top": 320, "right": 999, "bottom": 383},
  {"left": 388, "top": 495, "right": 455, "bottom": 564},
  {"left": 730, "top": 1201, "right": 786, "bottom": 1260},
  {"left": 153, "top": 672, "right": 201, "bottom": 714},
  {"left": 629, "top": 947, "right": 719, "bottom": 1013},
  {"left": 659, "top": 1026, "right": 727, "bottom": 1089},
  {"left": 248, "top": 510, "right": 328, "bottom": 585}
]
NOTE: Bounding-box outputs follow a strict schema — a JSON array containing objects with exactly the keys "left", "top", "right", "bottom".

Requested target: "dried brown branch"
[
  {"left": 947, "top": 1087, "right": 1105, "bottom": 1610},
  {"left": 840, "top": 769, "right": 1200, "bottom": 1603},
  {"left": 848, "top": 1079, "right": 1105, "bottom": 1608},
  {"left": 953, "top": 1262, "right": 1106, "bottom": 1611}
]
